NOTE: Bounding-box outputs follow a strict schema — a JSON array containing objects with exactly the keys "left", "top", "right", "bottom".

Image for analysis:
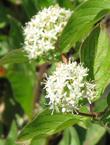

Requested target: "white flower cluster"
[
  {"left": 23, "top": 5, "right": 72, "bottom": 59},
  {"left": 44, "top": 62, "right": 96, "bottom": 113}
]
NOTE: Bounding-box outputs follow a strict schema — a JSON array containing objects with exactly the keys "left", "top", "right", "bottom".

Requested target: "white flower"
[
  {"left": 44, "top": 61, "right": 96, "bottom": 113},
  {"left": 23, "top": 5, "right": 72, "bottom": 59}
]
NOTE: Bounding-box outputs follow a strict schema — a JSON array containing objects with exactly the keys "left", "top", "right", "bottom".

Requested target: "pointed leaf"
[
  {"left": 81, "top": 26, "right": 100, "bottom": 80},
  {"left": 59, "top": 0, "right": 110, "bottom": 52},
  {"left": 81, "top": 25, "right": 110, "bottom": 98},
  {"left": 94, "top": 26, "right": 110, "bottom": 97},
  {"left": 17, "top": 110, "right": 88, "bottom": 141}
]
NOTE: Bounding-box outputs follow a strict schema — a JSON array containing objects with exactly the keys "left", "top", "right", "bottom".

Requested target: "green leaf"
[
  {"left": 80, "top": 26, "right": 100, "bottom": 80},
  {"left": 81, "top": 25, "right": 110, "bottom": 98},
  {"left": 94, "top": 26, "right": 110, "bottom": 97},
  {"left": 8, "top": 0, "right": 21, "bottom": 5},
  {"left": 57, "top": 0, "right": 76, "bottom": 10},
  {"left": 0, "top": 35, "right": 9, "bottom": 56},
  {"left": 83, "top": 124, "right": 106, "bottom": 145},
  {"left": 59, "top": 0, "right": 110, "bottom": 52},
  {"left": 0, "top": 49, "right": 28, "bottom": 65},
  {"left": 33, "top": 0, "right": 55, "bottom": 10},
  {"left": 17, "top": 109, "right": 87, "bottom": 141},
  {"left": 107, "top": 88, "right": 110, "bottom": 106},
  {"left": 22, "top": 0, "right": 37, "bottom": 18},
  {"left": 94, "top": 98, "right": 107, "bottom": 112},
  {"left": 8, "top": 63, "right": 35, "bottom": 117},
  {"left": 8, "top": 16, "right": 24, "bottom": 49},
  {"left": 100, "top": 107, "right": 110, "bottom": 127},
  {"left": 0, "top": 5, "right": 10, "bottom": 24},
  {"left": 0, "top": 140, "right": 5, "bottom": 145},
  {"left": 5, "top": 122, "right": 18, "bottom": 145},
  {"left": 30, "top": 137, "right": 46, "bottom": 145},
  {"left": 59, "top": 127, "right": 80, "bottom": 145}
]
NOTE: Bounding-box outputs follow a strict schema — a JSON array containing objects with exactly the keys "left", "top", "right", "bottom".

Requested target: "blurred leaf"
[
  {"left": 8, "top": 63, "right": 35, "bottom": 117},
  {"left": 9, "top": 0, "right": 21, "bottom": 5},
  {"left": 81, "top": 26, "right": 100, "bottom": 80},
  {"left": 5, "top": 122, "right": 18, "bottom": 145},
  {"left": 17, "top": 109, "right": 88, "bottom": 141},
  {"left": 30, "top": 137, "right": 46, "bottom": 145},
  {"left": 94, "top": 26, "right": 110, "bottom": 98},
  {"left": 83, "top": 124, "right": 106, "bottom": 145},
  {"left": 59, "top": 0, "right": 110, "bottom": 52},
  {"left": 8, "top": 16, "right": 23, "bottom": 49},
  {"left": 0, "top": 140, "right": 5, "bottom": 145},
  {"left": 0, "top": 49, "right": 28, "bottom": 65},
  {"left": 0, "top": 35, "right": 9, "bottom": 56},
  {"left": 57, "top": 0, "right": 75, "bottom": 10},
  {"left": 0, "top": 22, "right": 7, "bottom": 29},
  {"left": 22, "top": 0, "right": 37, "bottom": 18},
  {"left": 59, "top": 127, "right": 80, "bottom": 145},
  {"left": 34, "top": 0, "right": 55, "bottom": 10},
  {"left": 0, "top": 5, "right": 10, "bottom": 23},
  {"left": 107, "top": 94, "right": 110, "bottom": 107},
  {"left": 94, "top": 98, "right": 107, "bottom": 112}
]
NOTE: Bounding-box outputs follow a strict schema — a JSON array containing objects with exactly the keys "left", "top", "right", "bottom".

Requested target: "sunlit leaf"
[
  {"left": 94, "top": 26, "right": 110, "bottom": 98},
  {"left": 17, "top": 110, "right": 88, "bottom": 141},
  {"left": 59, "top": 0, "right": 110, "bottom": 52}
]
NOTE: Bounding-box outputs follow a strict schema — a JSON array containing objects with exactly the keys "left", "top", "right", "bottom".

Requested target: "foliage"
[{"left": 0, "top": 0, "right": 110, "bottom": 145}]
